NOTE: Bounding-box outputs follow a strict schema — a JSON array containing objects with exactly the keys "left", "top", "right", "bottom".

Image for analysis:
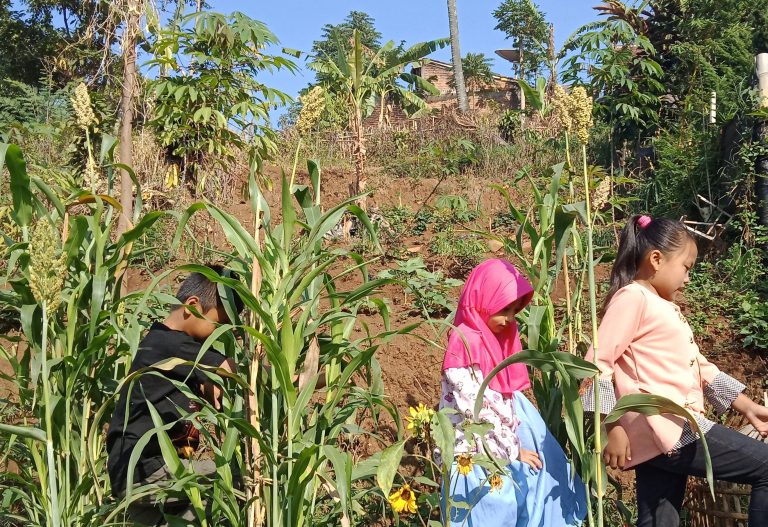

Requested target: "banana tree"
[{"left": 308, "top": 30, "right": 448, "bottom": 209}]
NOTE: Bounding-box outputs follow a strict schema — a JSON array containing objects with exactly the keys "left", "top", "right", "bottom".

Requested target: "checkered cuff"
[
  {"left": 672, "top": 414, "right": 716, "bottom": 450},
  {"left": 704, "top": 372, "right": 746, "bottom": 415},
  {"left": 581, "top": 377, "right": 617, "bottom": 414}
]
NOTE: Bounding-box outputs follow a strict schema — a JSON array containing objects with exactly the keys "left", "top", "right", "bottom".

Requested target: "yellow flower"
[
  {"left": 456, "top": 453, "right": 474, "bottom": 476},
  {"left": 552, "top": 84, "right": 572, "bottom": 133},
  {"left": 388, "top": 484, "right": 417, "bottom": 514},
  {"left": 177, "top": 445, "right": 195, "bottom": 459},
  {"left": 71, "top": 82, "right": 98, "bottom": 129},
  {"left": 406, "top": 403, "right": 435, "bottom": 439},
  {"left": 489, "top": 473, "right": 504, "bottom": 492},
  {"left": 592, "top": 176, "right": 611, "bottom": 211},
  {"left": 296, "top": 85, "right": 326, "bottom": 135},
  {"left": 28, "top": 221, "right": 67, "bottom": 312},
  {"left": 568, "top": 86, "right": 593, "bottom": 145},
  {"left": 84, "top": 155, "right": 99, "bottom": 190}
]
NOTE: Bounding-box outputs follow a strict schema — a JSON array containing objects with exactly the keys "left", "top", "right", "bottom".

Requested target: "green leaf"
[
  {"left": 323, "top": 445, "right": 352, "bottom": 519},
  {"left": 99, "top": 134, "right": 118, "bottom": 164},
  {"left": 473, "top": 349, "right": 599, "bottom": 420},
  {"left": 281, "top": 170, "right": 296, "bottom": 251},
  {"left": 0, "top": 422, "right": 46, "bottom": 442},
  {"left": 376, "top": 440, "right": 405, "bottom": 497},
  {"left": 605, "top": 394, "right": 715, "bottom": 498},
  {"left": 307, "top": 159, "right": 321, "bottom": 206},
  {"left": 432, "top": 409, "right": 455, "bottom": 467},
  {"left": 4, "top": 144, "right": 33, "bottom": 226}
]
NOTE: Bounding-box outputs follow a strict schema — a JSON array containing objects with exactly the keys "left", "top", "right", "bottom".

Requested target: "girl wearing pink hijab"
[{"left": 441, "top": 259, "right": 586, "bottom": 526}]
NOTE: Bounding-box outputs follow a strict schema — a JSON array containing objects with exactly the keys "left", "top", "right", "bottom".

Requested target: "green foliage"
[
  {"left": 147, "top": 11, "right": 296, "bottom": 180},
  {"left": 311, "top": 11, "right": 382, "bottom": 73},
  {"left": 382, "top": 136, "right": 481, "bottom": 179},
  {"left": 639, "top": 126, "right": 718, "bottom": 217},
  {"left": 378, "top": 257, "right": 463, "bottom": 316},
  {"left": 0, "top": 3, "right": 61, "bottom": 86},
  {"left": 380, "top": 205, "right": 412, "bottom": 235},
  {"left": 429, "top": 231, "right": 486, "bottom": 269},
  {"left": 454, "top": 53, "right": 495, "bottom": 94},
  {"left": 517, "top": 76, "right": 548, "bottom": 116},
  {"left": 498, "top": 109, "right": 522, "bottom": 141},
  {"left": 646, "top": 0, "right": 768, "bottom": 126},
  {"left": 737, "top": 292, "right": 768, "bottom": 350},
  {"left": 308, "top": 31, "right": 448, "bottom": 122},
  {"left": 426, "top": 139, "right": 480, "bottom": 178},
  {"left": 562, "top": 3, "right": 665, "bottom": 140},
  {"left": 686, "top": 242, "right": 766, "bottom": 348},
  {"left": 0, "top": 79, "right": 72, "bottom": 138},
  {"left": 491, "top": 164, "right": 585, "bottom": 443},
  {"left": 492, "top": 0, "right": 549, "bottom": 80},
  {"left": 0, "top": 139, "right": 162, "bottom": 526},
  {"left": 166, "top": 160, "right": 414, "bottom": 526}
]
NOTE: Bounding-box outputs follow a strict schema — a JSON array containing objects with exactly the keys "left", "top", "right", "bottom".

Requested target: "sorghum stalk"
[
  {"left": 247, "top": 184, "right": 265, "bottom": 527},
  {"left": 583, "top": 143, "right": 603, "bottom": 527},
  {"left": 40, "top": 302, "right": 62, "bottom": 527}
]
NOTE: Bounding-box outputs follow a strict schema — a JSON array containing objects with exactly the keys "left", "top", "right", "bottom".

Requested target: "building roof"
[{"left": 412, "top": 58, "right": 517, "bottom": 83}]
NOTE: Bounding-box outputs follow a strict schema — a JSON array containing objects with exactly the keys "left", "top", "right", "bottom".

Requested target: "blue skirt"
[{"left": 443, "top": 393, "right": 587, "bottom": 526}]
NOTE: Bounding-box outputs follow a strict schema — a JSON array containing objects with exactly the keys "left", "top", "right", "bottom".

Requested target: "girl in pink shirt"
[{"left": 584, "top": 215, "right": 768, "bottom": 526}]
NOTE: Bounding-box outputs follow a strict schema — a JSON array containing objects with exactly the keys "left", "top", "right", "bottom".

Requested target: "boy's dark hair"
[
  {"left": 603, "top": 215, "right": 694, "bottom": 312},
  {"left": 175, "top": 264, "right": 245, "bottom": 314}
]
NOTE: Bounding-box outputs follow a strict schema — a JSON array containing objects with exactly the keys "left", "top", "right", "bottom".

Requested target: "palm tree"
[
  {"left": 457, "top": 52, "right": 495, "bottom": 106},
  {"left": 309, "top": 30, "right": 447, "bottom": 209},
  {"left": 447, "top": 0, "right": 469, "bottom": 112}
]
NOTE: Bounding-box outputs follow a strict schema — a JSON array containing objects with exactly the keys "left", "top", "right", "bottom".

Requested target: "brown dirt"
[{"left": 5, "top": 163, "right": 768, "bottom": 505}]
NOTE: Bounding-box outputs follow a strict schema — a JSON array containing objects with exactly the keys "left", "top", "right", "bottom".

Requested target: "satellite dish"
[{"left": 495, "top": 49, "right": 521, "bottom": 63}]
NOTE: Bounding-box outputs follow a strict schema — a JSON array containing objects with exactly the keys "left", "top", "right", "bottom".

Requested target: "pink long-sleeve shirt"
[{"left": 584, "top": 282, "right": 743, "bottom": 468}]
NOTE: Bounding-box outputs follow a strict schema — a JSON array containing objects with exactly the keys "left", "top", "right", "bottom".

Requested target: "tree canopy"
[
  {"left": 493, "top": 0, "right": 548, "bottom": 80},
  {"left": 311, "top": 11, "right": 382, "bottom": 60}
]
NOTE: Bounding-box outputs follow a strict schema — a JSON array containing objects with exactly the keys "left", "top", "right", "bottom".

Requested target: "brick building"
[
  {"left": 362, "top": 59, "right": 520, "bottom": 128},
  {"left": 411, "top": 59, "right": 520, "bottom": 111}
]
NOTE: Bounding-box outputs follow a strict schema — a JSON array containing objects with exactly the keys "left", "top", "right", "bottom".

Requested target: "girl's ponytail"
[{"left": 602, "top": 215, "right": 694, "bottom": 313}]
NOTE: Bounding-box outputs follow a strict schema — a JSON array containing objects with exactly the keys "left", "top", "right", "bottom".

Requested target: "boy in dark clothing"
[{"left": 107, "top": 266, "right": 242, "bottom": 525}]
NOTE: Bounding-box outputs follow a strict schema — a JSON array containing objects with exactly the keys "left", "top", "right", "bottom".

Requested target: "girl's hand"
[
  {"left": 603, "top": 423, "right": 632, "bottom": 469},
  {"left": 732, "top": 394, "right": 768, "bottom": 437},
  {"left": 518, "top": 448, "right": 542, "bottom": 471},
  {"left": 745, "top": 404, "right": 768, "bottom": 438}
]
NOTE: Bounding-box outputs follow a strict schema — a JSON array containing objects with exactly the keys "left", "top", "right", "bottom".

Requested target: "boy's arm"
[{"left": 201, "top": 358, "right": 235, "bottom": 410}]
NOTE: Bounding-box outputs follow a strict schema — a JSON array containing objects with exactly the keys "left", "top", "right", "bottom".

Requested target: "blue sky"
[{"left": 208, "top": 0, "right": 598, "bottom": 121}]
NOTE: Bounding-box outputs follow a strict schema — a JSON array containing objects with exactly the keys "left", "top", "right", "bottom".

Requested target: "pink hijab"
[{"left": 442, "top": 259, "right": 534, "bottom": 396}]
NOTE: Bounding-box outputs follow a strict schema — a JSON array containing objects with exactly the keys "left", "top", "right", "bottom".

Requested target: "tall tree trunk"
[
  {"left": 378, "top": 90, "right": 386, "bottom": 128},
  {"left": 547, "top": 24, "right": 556, "bottom": 94},
  {"left": 446, "top": 0, "right": 468, "bottom": 112},
  {"left": 352, "top": 104, "right": 367, "bottom": 210},
  {"left": 117, "top": 0, "right": 140, "bottom": 238},
  {"left": 519, "top": 44, "right": 526, "bottom": 112},
  {"left": 756, "top": 54, "right": 768, "bottom": 234}
]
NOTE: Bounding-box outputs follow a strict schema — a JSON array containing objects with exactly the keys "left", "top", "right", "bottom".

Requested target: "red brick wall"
[{"left": 414, "top": 61, "right": 520, "bottom": 111}]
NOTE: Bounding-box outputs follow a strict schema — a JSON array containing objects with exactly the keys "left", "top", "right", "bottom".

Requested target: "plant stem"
[
  {"left": 563, "top": 252, "right": 575, "bottom": 354},
  {"left": 247, "top": 187, "right": 265, "bottom": 527},
  {"left": 41, "top": 302, "right": 62, "bottom": 527},
  {"left": 582, "top": 143, "right": 603, "bottom": 527}
]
